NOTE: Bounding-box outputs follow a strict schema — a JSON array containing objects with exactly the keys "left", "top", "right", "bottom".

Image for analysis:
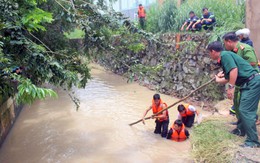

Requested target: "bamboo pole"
[{"left": 129, "top": 77, "right": 215, "bottom": 126}]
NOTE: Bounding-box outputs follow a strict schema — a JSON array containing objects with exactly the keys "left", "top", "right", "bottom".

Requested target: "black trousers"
[
  {"left": 182, "top": 114, "right": 195, "bottom": 127},
  {"left": 139, "top": 17, "right": 145, "bottom": 30},
  {"left": 154, "top": 119, "right": 169, "bottom": 137},
  {"left": 187, "top": 22, "right": 202, "bottom": 31}
]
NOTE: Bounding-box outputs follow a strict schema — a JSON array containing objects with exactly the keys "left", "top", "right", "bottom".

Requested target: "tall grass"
[
  {"left": 146, "top": 0, "right": 245, "bottom": 38},
  {"left": 146, "top": 0, "right": 178, "bottom": 33}
]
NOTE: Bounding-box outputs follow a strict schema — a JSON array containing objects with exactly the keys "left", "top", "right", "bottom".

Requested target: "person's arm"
[
  {"left": 153, "top": 103, "right": 167, "bottom": 119},
  {"left": 219, "top": 53, "right": 238, "bottom": 85},
  {"left": 204, "top": 18, "right": 212, "bottom": 22},
  {"left": 228, "top": 68, "right": 238, "bottom": 86},
  {"left": 242, "top": 49, "right": 258, "bottom": 66},
  {"left": 215, "top": 74, "right": 229, "bottom": 84},
  {"left": 226, "top": 68, "right": 238, "bottom": 99},
  {"left": 188, "top": 105, "right": 199, "bottom": 116},
  {"left": 181, "top": 22, "right": 187, "bottom": 31},
  {"left": 185, "top": 129, "right": 190, "bottom": 138},
  {"left": 215, "top": 71, "right": 228, "bottom": 84},
  {"left": 142, "top": 106, "right": 152, "bottom": 124},
  {"left": 167, "top": 128, "right": 173, "bottom": 139},
  {"left": 186, "top": 22, "right": 193, "bottom": 30},
  {"left": 192, "top": 20, "right": 201, "bottom": 28},
  {"left": 204, "top": 13, "right": 215, "bottom": 22},
  {"left": 216, "top": 68, "right": 237, "bottom": 85},
  {"left": 177, "top": 113, "right": 181, "bottom": 120}
]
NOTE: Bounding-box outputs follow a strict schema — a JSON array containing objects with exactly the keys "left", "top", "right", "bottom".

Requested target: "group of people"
[
  {"left": 141, "top": 28, "right": 260, "bottom": 147},
  {"left": 181, "top": 7, "right": 216, "bottom": 31},
  {"left": 138, "top": 5, "right": 216, "bottom": 32},
  {"left": 208, "top": 29, "right": 260, "bottom": 148},
  {"left": 142, "top": 94, "right": 198, "bottom": 142}
]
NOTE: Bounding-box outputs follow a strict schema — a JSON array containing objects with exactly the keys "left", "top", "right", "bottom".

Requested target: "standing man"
[
  {"left": 223, "top": 32, "right": 259, "bottom": 128},
  {"left": 180, "top": 11, "right": 201, "bottom": 31},
  {"left": 193, "top": 7, "right": 216, "bottom": 30},
  {"left": 137, "top": 4, "right": 146, "bottom": 30},
  {"left": 142, "top": 94, "right": 169, "bottom": 137},
  {"left": 207, "top": 41, "right": 260, "bottom": 148}
]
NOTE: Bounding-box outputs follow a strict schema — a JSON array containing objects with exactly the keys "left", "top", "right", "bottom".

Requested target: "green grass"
[
  {"left": 191, "top": 117, "right": 240, "bottom": 163},
  {"left": 64, "top": 29, "right": 85, "bottom": 39}
]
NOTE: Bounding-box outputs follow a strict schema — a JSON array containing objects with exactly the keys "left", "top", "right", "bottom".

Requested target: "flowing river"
[{"left": 0, "top": 64, "right": 192, "bottom": 163}]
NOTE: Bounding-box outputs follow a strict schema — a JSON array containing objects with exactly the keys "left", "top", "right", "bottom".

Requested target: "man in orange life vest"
[
  {"left": 137, "top": 4, "right": 146, "bottom": 30},
  {"left": 167, "top": 119, "right": 190, "bottom": 142},
  {"left": 142, "top": 94, "right": 169, "bottom": 137},
  {"left": 177, "top": 104, "right": 199, "bottom": 127}
]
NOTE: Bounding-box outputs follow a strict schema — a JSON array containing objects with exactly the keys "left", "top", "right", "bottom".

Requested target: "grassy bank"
[{"left": 191, "top": 117, "right": 241, "bottom": 163}]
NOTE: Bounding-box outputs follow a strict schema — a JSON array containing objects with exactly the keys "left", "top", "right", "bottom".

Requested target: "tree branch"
[
  {"left": 27, "top": 31, "right": 53, "bottom": 52},
  {"left": 54, "top": 0, "right": 70, "bottom": 13}
]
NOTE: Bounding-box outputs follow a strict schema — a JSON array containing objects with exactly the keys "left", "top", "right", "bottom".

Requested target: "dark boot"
[{"left": 230, "top": 128, "right": 245, "bottom": 136}]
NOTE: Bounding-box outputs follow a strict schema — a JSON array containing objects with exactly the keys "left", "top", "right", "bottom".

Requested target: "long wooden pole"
[{"left": 129, "top": 77, "right": 215, "bottom": 126}]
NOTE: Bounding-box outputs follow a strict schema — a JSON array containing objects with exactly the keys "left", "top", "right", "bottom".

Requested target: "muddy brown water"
[{"left": 0, "top": 65, "right": 193, "bottom": 163}]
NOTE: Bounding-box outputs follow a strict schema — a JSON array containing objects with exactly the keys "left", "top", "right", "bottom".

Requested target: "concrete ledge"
[{"left": 0, "top": 97, "right": 23, "bottom": 147}]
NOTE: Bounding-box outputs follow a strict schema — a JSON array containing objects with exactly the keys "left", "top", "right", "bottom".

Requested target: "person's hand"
[
  {"left": 217, "top": 71, "right": 224, "bottom": 78},
  {"left": 142, "top": 118, "right": 145, "bottom": 125},
  {"left": 226, "top": 87, "right": 234, "bottom": 99},
  {"left": 180, "top": 27, "right": 184, "bottom": 31},
  {"left": 186, "top": 27, "right": 189, "bottom": 31},
  {"left": 215, "top": 75, "right": 223, "bottom": 83}
]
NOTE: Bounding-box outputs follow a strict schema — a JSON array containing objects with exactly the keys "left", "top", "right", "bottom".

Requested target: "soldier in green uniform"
[
  {"left": 222, "top": 32, "right": 259, "bottom": 133},
  {"left": 207, "top": 41, "right": 260, "bottom": 148},
  {"left": 223, "top": 32, "right": 258, "bottom": 70}
]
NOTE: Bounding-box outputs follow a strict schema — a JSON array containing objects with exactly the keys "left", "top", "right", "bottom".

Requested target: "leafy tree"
[
  {"left": 0, "top": 0, "right": 160, "bottom": 108},
  {"left": 0, "top": 0, "right": 124, "bottom": 105}
]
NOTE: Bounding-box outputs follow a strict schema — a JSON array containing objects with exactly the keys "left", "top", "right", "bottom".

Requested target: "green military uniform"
[
  {"left": 220, "top": 51, "right": 260, "bottom": 147},
  {"left": 231, "top": 42, "right": 259, "bottom": 118},
  {"left": 233, "top": 42, "right": 258, "bottom": 70}
]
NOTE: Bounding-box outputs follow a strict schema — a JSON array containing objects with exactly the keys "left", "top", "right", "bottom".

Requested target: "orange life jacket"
[
  {"left": 152, "top": 99, "right": 168, "bottom": 122},
  {"left": 171, "top": 124, "right": 187, "bottom": 142},
  {"left": 180, "top": 104, "right": 194, "bottom": 117},
  {"left": 138, "top": 7, "right": 146, "bottom": 18}
]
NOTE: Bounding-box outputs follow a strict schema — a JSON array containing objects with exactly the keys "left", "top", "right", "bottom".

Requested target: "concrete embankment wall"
[
  {"left": 98, "top": 32, "right": 225, "bottom": 102},
  {"left": 0, "top": 98, "right": 23, "bottom": 147}
]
